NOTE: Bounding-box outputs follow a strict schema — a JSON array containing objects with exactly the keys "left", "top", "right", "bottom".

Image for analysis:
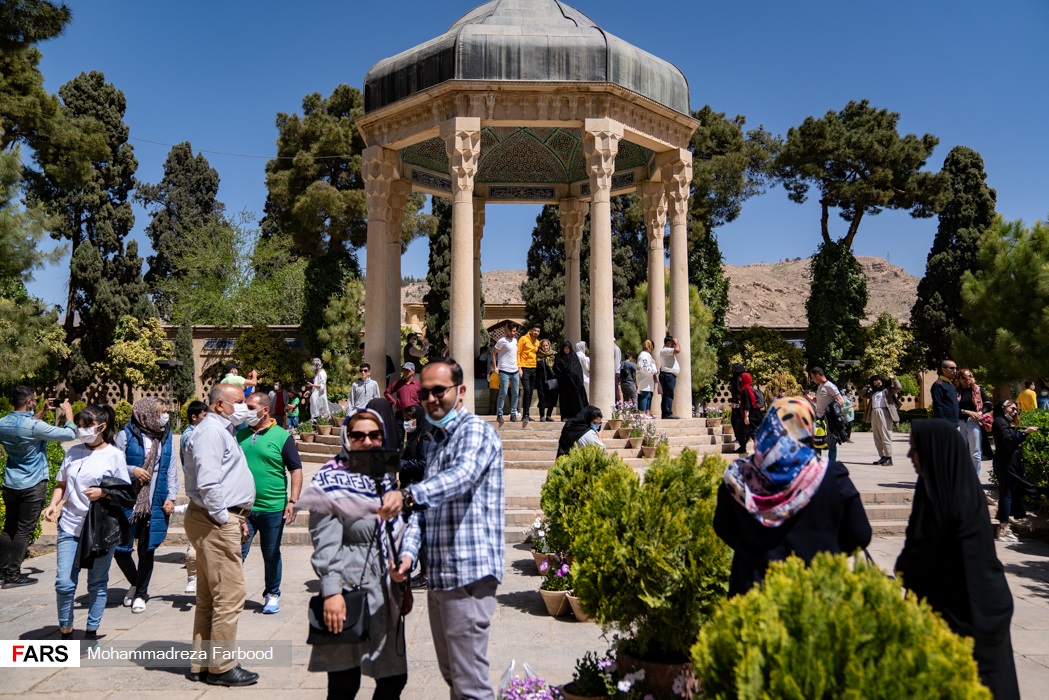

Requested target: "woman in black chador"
[
  {"left": 895, "top": 420, "right": 1019, "bottom": 700},
  {"left": 553, "top": 340, "right": 587, "bottom": 422}
]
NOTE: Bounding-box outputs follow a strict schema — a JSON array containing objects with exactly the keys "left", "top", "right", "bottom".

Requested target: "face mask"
[
  {"left": 159, "top": 413, "right": 170, "bottom": 427},
  {"left": 425, "top": 407, "right": 458, "bottom": 429},
  {"left": 404, "top": 420, "right": 416, "bottom": 434},
  {"left": 591, "top": 423, "right": 601, "bottom": 433},
  {"left": 246, "top": 412, "right": 263, "bottom": 427},
  {"left": 229, "top": 403, "right": 257, "bottom": 425},
  {"left": 77, "top": 425, "right": 102, "bottom": 443}
]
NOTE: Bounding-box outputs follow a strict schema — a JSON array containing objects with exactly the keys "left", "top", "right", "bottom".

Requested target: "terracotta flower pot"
[
  {"left": 300, "top": 433, "right": 315, "bottom": 443},
  {"left": 539, "top": 588, "right": 570, "bottom": 616},
  {"left": 531, "top": 550, "right": 552, "bottom": 571},
  {"left": 626, "top": 437, "right": 643, "bottom": 449},
  {"left": 707, "top": 417, "right": 723, "bottom": 427},
  {"left": 641, "top": 446, "right": 656, "bottom": 458},
  {"left": 605, "top": 419, "right": 623, "bottom": 432},
  {"left": 317, "top": 424, "right": 333, "bottom": 436},
  {"left": 566, "top": 592, "right": 591, "bottom": 622},
  {"left": 617, "top": 650, "right": 693, "bottom": 699},
  {"left": 560, "top": 683, "right": 608, "bottom": 700},
  {"left": 615, "top": 428, "right": 631, "bottom": 439}
]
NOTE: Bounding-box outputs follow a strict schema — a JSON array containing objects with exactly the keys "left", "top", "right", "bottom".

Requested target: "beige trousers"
[
  {"left": 185, "top": 503, "right": 247, "bottom": 673},
  {"left": 872, "top": 407, "right": 893, "bottom": 458}
]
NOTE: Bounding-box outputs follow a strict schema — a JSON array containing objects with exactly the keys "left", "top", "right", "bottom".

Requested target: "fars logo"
[{"left": 0, "top": 641, "right": 81, "bottom": 667}]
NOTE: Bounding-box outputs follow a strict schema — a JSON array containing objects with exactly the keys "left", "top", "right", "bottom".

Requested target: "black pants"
[
  {"left": 327, "top": 668, "right": 407, "bottom": 700},
  {"left": 113, "top": 521, "right": 157, "bottom": 599},
  {"left": 521, "top": 367, "right": 537, "bottom": 418},
  {"left": 0, "top": 480, "right": 48, "bottom": 579}
]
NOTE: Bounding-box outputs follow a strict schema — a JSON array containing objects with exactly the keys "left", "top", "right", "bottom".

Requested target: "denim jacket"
[{"left": 0, "top": 411, "right": 76, "bottom": 490}]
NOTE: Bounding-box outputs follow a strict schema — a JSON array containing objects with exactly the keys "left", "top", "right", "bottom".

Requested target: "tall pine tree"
[
  {"left": 137, "top": 141, "right": 224, "bottom": 316},
  {"left": 423, "top": 197, "right": 452, "bottom": 345},
  {"left": 910, "top": 146, "right": 996, "bottom": 369}
]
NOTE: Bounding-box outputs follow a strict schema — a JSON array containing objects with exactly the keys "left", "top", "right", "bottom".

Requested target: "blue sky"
[{"left": 26, "top": 0, "right": 1049, "bottom": 309}]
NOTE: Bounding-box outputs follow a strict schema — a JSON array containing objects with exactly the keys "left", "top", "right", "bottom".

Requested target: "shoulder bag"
[{"left": 306, "top": 523, "right": 379, "bottom": 645}]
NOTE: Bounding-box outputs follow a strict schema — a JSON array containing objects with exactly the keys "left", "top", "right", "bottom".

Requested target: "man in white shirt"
[
  {"left": 808, "top": 367, "right": 843, "bottom": 462},
  {"left": 349, "top": 363, "right": 381, "bottom": 410},
  {"left": 658, "top": 336, "right": 681, "bottom": 419},
  {"left": 494, "top": 324, "right": 520, "bottom": 425},
  {"left": 182, "top": 384, "right": 258, "bottom": 687}
]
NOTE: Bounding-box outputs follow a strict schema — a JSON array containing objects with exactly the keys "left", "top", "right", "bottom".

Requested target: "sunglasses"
[
  {"left": 348, "top": 430, "right": 384, "bottom": 442},
  {"left": 419, "top": 384, "right": 460, "bottom": 401}
]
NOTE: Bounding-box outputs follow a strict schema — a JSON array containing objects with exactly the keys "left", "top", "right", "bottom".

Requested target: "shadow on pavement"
[{"left": 496, "top": 589, "right": 547, "bottom": 616}]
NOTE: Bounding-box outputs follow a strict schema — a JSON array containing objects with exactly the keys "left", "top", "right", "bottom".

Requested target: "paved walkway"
[{"left": 4, "top": 431, "right": 1047, "bottom": 697}]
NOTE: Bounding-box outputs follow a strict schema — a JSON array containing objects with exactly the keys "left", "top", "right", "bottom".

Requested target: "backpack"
[{"left": 753, "top": 387, "right": 765, "bottom": 411}]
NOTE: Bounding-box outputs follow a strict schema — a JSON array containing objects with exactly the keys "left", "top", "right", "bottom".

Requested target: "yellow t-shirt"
[
  {"left": 1018, "top": 388, "right": 1038, "bottom": 413},
  {"left": 517, "top": 334, "right": 539, "bottom": 369}
]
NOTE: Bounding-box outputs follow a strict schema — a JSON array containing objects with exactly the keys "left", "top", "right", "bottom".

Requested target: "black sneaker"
[
  {"left": 410, "top": 573, "right": 428, "bottom": 589},
  {"left": 206, "top": 665, "right": 259, "bottom": 687},
  {"left": 883, "top": 458, "right": 893, "bottom": 466},
  {"left": 872, "top": 458, "right": 885, "bottom": 465},
  {"left": 497, "top": 416, "right": 504, "bottom": 426},
  {"left": 2, "top": 574, "right": 38, "bottom": 589},
  {"left": 510, "top": 415, "right": 518, "bottom": 422}
]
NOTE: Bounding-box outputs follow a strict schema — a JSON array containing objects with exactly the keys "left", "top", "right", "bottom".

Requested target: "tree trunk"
[
  {"left": 820, "top": 199, "right": 831, "bottom": 244},
  {"left": 842, "top": 209, "right": 865, "bottom": 249}
]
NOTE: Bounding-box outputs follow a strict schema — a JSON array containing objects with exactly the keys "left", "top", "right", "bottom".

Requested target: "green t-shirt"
[
  {"left": 287, "top": 397, "right": 299, "bottom": 417},
  {"left": 237, "top": 423, "right": 296, "bottom": 512}
]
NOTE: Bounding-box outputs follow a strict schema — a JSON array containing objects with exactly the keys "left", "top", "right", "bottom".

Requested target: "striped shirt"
[{"left": 402, "top": 409, "right": 504, "bottom": 591}]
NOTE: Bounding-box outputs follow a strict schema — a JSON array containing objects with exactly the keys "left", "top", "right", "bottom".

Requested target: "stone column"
[
  {"left": 641, "top": 181, "right": 667, "bottom": 348},
  {"left": 583, "top": 119, "right": 622, "bottom": 418},
  {"left": 474, "top": 203, "right": 485, "bottom": 347},
  {"left": 662, "top": 150, "right": 694, "bottom": 418},
  {"left": 442, "top": 117, "right": 481, "bottom": 411},
  {"left": 385, "top": 178, "right": 411, "bottom": 378},
  {"left": 362, "top": 146, "right": 398, "bottom": 391},
  {"left": 558, "top": 198, "right": 588, "bottom": 347}
]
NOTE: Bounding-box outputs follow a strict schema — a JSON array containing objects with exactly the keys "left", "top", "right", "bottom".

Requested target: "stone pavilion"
[{"left": 357, "top": 0, "right": 698, "bottom": 416}]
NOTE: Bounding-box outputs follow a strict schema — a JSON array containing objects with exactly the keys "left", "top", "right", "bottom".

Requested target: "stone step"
[
  {"left": 870, "top": 520, "right": 909, "bottom": 536},
  {"left": 859, "top": 503, "right": 913, "bottom": 520}
]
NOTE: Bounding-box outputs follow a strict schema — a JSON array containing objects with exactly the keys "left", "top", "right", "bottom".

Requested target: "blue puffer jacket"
[{"left": 115, "top": 423, "right": 173, "bottom": 552}]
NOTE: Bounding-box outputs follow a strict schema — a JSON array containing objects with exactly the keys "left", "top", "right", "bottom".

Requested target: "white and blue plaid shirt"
[{"left": 402, "top": 409, "right": 504, "bottom": 591}]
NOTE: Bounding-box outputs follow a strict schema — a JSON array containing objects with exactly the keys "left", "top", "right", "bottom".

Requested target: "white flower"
[
  {"left": 618, "top": 679, "right": 633, "bottom": 692},
  {"left": 537, "top": 529, "right": 545, "bottom": 537}
]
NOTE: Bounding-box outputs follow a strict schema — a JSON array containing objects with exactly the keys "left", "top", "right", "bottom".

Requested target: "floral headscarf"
[{"left": 723, "top": 397, "right": 829, "bottom": 527}]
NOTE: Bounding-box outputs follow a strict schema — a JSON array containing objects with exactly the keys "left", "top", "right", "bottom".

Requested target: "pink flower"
[{"left": 539, "top": 559, "right": 550, "bottom": 574}]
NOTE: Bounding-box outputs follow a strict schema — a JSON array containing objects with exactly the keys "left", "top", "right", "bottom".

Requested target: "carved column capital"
[
  {"left": 559, "top": 198, "right": 588, "bottom": 258},
  {"left": 441, "top": 117, "right": 481, "bottom": 203},
  {"left": 363, "top": 146, "right": 400, "bottom": 223},
  {"left": 386, "top": 178, "right": 411, "bottom": 244},
  {"left": 641, "top": 181, "right": 668, "bottom": 249},
  {"left": 583, "top": 119, "right": 623, "bottom": 203},
  {"left": 659, "top": 149, "right": 693, "bottom": 225}
]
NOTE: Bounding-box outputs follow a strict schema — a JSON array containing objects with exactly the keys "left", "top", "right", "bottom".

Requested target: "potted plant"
[
  {"left": 316, "top": 414, "right": 333, "bottom": 436},
  {"left": 566, "top": 589, "right": 591, "bottom": 623},
  {"left": 298, "top": 422, "right": 316, "bottom": 443},
  {"left": 640, "top": 421, "right": 658, "bottom": 458},
  {"left": 606, "top": 401, "right": 627, "bottom": 432},
  {"left": 572, "top": 450, "right": 731, "bottom": 697},
  {"left": 626, "top": 422, "right": 644, "bottom": 450},
  {"left": 540, "top": 446, "right": 624, "bottom": 556},
  {"left": 529, "top": 516, "right": 554, "bottom": 570},
  {"left": 561, "top": 651, "right": 609, "bottom": 700},
  {"left": 538, "top": 557, "right": 572, "bottom": 616},
  {"left": 331, "top": 408, "right": 346, "bottom": 425},
  {"left": 704, "top": 405, "right": 724, "bottom": 427}
]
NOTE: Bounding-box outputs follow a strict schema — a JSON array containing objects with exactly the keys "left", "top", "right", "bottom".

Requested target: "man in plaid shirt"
[{"left": 381, "top": 358, "right": 504, "bottom": 700}]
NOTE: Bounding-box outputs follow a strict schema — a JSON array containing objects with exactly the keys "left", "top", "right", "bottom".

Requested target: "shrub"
[
  {"left": 70, "top": 400, "right": 87, "bottom": 418},
  {"left": 1020, "top": 408, "right": 1049, "bottom": 505},
  {"left": 897, "top": 373, "right": 920, "bottom": 397},
  {"left": 539, "top": 445, "right": 623, "bottom": 555},
  {"left": 113, "top": 400, "right": 133, "bottom": 429},
  {"left": 692, "top": 553, "right": 990, "bottom": 699},
  {"left": 0, "top": 441, "right": 66, "bottom": 542},
  {"left": 572, "top": 450, "right": 731, "bottom": 661}
]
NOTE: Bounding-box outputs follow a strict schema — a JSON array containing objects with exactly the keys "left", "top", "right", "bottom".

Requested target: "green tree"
[
  {"left": 423, "top": 196, "right": 452, "bottom": 346},
  {"left": 957, "top": 217, "right": 1049, "bottom": 383},
  {"left": 95, "top": 315, "right": 171, "bottom": 400},
  {"left": 231, "top": 325, "right": 305, "bottom": 390},
  {"left": 521, "top": 197, "right": 647, "bottom": 342},
  {"left": 136, "top": 141, "right": 225, "bottom": 315},
  {"left": 614, "top": 280, "right": 718, "bottom": 394},
  {"left": 28, "top": 70, "right": 141, "bottom": 373},
  {"left": 315, "top": 279, "right": 366, "bottom": 397},
  {"left": 723, "top": 325, "right": 807, "bottom": 387},
  {"left": 775, "top": 99, "right": 941, "bottom": 249},
  {"left": 860, "top": 312, "right": 913, "bottom": 380},
  {"left": 688, "top": 106, "right": 780, "bottom": 368},
  {"left": 805, "top": 240, "right": 868, "bottom": 373},
  {"left": 910, "top": 146, "right": 997, "bottom": 369},
  {"left": 172, "top": 316, "right": 196, "bottom": 403}
]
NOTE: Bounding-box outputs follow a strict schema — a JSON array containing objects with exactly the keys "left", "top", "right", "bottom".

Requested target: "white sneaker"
[
  {"left": 262, "top": 594, "right": 280, "bottom": 614},
  {"left": 185, "top": 576, "right": 196, "bottom": 594},
  {"left": 997, "top": 525, "right": 1019, "bottom": 543},
  {"left": 123, "top": 586, "right": 136, "bottom": 607},
  {"left": 131, "top": 597, "right": 147, "bottom": 614}
]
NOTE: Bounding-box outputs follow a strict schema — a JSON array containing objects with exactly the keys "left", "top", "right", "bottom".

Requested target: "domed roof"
[{"left": 364, "top": 0, "right": 690, "bottom": 115}]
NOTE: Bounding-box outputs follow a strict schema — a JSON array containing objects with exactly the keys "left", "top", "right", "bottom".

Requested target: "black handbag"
[
  {"left": 546, "top": 378, "right": 559, "bottom": 392},
  {"left": 306, "top": 525, "right": 378, "bottom": 645}
]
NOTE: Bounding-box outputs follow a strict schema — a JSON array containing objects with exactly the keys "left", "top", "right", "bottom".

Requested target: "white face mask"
[
  {"left": 77, "top": 425, "right": 102, "bottom": 444},
  {"left": 404, "top": 420, "right": 416, "bottom": 434},
  {"left": 246, "top": 412, "right": 263, "bottom": 427},
  {"left": 159, "top": 413, "right": 170, "bottom": 427},
  {"left": 229, "top": 403, "right": 257, "bottom": 425}
]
